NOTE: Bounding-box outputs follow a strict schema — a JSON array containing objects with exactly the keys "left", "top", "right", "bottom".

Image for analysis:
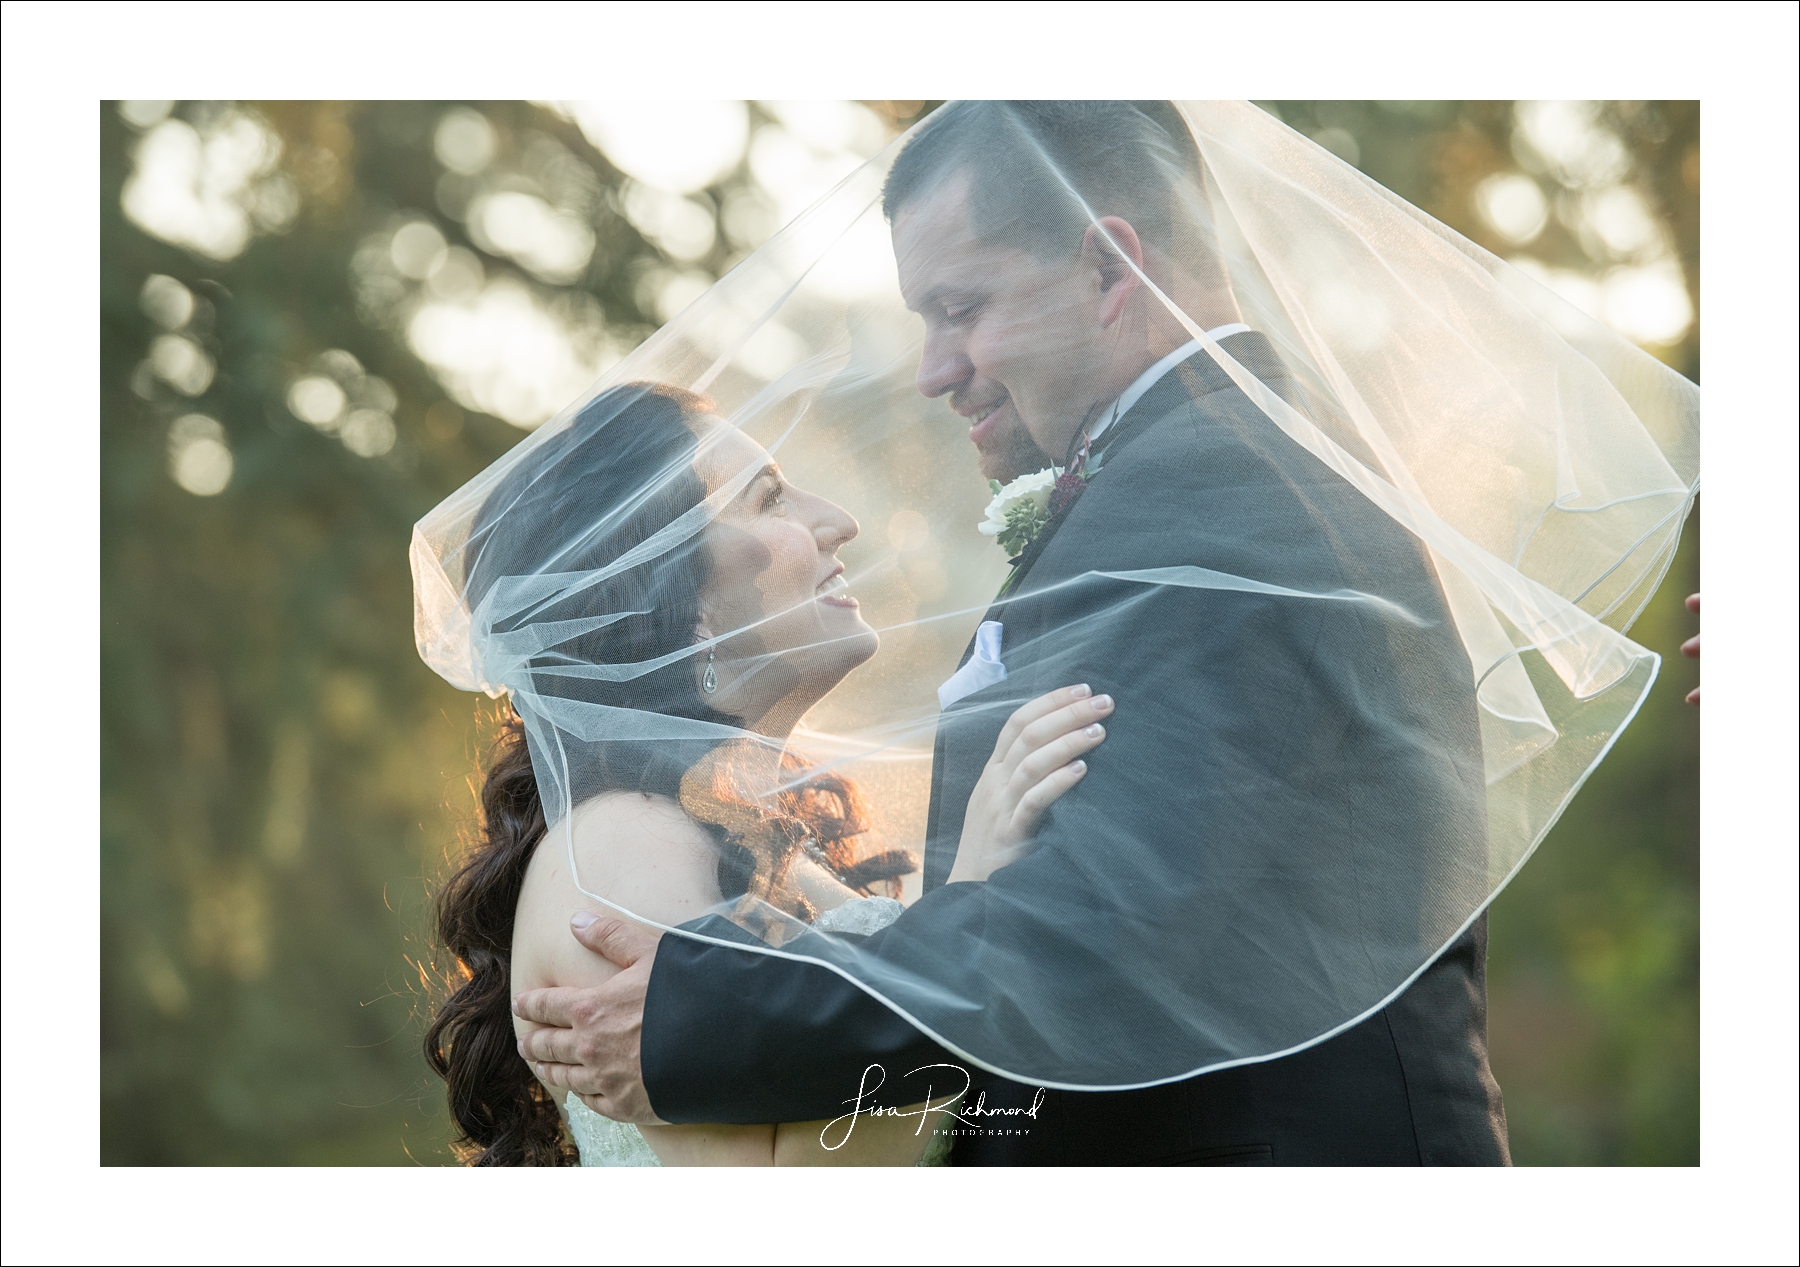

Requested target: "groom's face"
[{"left": 893, "top": 174, "right": 1107, "bottom": 482}]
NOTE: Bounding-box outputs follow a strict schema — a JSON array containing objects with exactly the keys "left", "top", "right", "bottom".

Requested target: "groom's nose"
[{"left": 917, "top": 327, "right": 971, "bottom": 401}]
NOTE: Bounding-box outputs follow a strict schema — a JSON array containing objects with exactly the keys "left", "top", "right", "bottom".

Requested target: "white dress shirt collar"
[{"left": 1088, "top": 322, "right": 1252, "bottom": 443}]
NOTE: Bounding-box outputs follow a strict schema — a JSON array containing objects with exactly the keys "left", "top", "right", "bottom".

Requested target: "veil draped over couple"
[{"left": 412, "top": 101, "right": 1698, "bottom": 1166}]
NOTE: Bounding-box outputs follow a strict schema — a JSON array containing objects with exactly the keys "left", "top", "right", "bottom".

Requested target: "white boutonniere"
[{"left": 979, "top": 468, "right": 1060, "bottom": 559}]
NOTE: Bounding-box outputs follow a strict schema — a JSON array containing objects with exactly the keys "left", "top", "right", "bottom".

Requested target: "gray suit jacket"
[{"left": 643, "top": 333, "right": 1508, "bottom": 1163}]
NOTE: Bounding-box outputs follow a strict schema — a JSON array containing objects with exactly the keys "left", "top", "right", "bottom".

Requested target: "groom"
[{"left": 518, "top": 101, "right": 1509, "bottom": 1164}]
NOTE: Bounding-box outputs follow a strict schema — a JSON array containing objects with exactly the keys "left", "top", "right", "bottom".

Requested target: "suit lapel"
[
  {"left": 924, "top": 332, "right": 1285, "bottom": 892},
  {"left": 1000, "top": 334, "right": 1273, "bottom": 600}
]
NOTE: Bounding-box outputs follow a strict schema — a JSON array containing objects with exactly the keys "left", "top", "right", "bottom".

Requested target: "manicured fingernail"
[
  {"left": 1085, "top": 723, "right": 1104, "bottom": 738},
  {"left": 572, "top": 911, "right": 597, "bottom": 930},
  {"left": 1070, "top": 760, "right": 1087, "bottom": 774},
  {"left": 1092, "top": 695, "right": 1112, "bottom": 712},
  {"left": 1071, "top": 684, "right": 1091, "bottom": 698}
]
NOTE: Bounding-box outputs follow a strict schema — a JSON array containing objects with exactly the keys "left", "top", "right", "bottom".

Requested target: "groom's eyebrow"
[
  {"left": 905, "top": 284, "right": 946, "bottom": 313},
  {"left": 911, "top": 281, "right": 985, "bottom": 317}
]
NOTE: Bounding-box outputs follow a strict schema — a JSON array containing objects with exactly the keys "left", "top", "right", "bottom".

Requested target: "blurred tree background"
[{"left": 100, "top": 99, "right": 1699, "bottom": 1165}]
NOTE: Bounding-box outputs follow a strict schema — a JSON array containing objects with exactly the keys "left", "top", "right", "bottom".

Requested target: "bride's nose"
[{"left": 810, "top": 496, "right": 859, "bottom": 552}]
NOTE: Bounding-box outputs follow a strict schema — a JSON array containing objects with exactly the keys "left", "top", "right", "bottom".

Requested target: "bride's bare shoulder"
[
  {"left": 512, "top": 791, "right": 723, "bottom": 993},
  {"left": 566, "top": 791, "right": 723, "bottom": 890},
  {"left": 572, "top": 789, "right": 714, "bottom": 848}
]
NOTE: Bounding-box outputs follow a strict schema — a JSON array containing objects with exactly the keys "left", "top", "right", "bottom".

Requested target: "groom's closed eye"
[{"left": 912, "top": 284, "right": 984, "bottom": 326}]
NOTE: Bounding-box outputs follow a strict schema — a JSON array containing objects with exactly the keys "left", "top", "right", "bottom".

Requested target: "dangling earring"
[{"left": 702, "top": 648, "right": 718, "bottom": 695}]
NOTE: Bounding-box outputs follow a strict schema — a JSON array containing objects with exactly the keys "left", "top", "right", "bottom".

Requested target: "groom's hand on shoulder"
[{"left": 513, "top": 912, "right": 669, "bottom": 1125}]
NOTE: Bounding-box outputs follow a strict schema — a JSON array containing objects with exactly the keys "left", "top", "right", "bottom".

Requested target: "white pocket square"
[{"left": 938, "top": 620, "right": 1007, "bottom": 710}]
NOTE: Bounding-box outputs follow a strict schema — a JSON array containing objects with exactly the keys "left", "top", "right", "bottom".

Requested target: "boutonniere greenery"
[
  {"left": 980, "top": 438, "right": 1100, "bottom": 559},
  {"left": 979, "top": 467, "right": 1059, "bottom": 560},
  {"left": 981, "top": 445, "right": 1098, "bottom": 599}
]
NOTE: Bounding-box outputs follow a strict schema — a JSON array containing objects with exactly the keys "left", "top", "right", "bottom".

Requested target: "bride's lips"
[
  {"left": 816, "top": 566, "right": 859, "bottom": 609},
  {"left": 965, "top": 396, "right": 1010, "bottom": 450}
]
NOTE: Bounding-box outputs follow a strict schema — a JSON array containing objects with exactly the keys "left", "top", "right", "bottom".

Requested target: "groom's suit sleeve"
[
  {"left": 642, "top": 919, "right": 956, "bottom": 1123},
  {"left": 642, "top": 364, "right": 1488, "bottom": 1123}
]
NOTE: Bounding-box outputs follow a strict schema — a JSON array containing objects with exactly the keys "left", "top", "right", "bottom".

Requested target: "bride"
[{"left": 423, "top": 381, "right": 1111, "bottom": 1165}]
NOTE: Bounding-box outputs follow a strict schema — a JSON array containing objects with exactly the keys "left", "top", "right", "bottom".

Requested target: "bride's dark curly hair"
[{"left": 424, "top": 383, "right": 914, "bottom": 1166}]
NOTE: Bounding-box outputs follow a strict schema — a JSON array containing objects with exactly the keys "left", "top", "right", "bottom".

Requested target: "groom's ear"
[{"left": 1084, "top": 216, "right": 1145, "bottom": 328}]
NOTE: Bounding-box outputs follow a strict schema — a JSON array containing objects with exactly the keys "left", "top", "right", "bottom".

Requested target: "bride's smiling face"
[{"left": 693, "top": 422, "right": 878, "bottom": 713}]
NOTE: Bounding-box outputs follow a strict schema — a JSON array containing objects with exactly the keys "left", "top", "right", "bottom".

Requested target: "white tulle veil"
[{"left": 412, "top": 101, "right": 1697, "bottom": 1088}]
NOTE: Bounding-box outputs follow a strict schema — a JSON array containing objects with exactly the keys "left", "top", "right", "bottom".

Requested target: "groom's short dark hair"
[{"left": 881, "top": 101, "right": 1211, "bottom": 263}]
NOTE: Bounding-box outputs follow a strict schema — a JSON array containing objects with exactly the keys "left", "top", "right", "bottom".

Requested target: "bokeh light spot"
[
  {"left": 721, "top": 186, "right": 779, "bottom": 250},
  {"left": 467, "top": 190, "right": 596, "bottom": 283},
  {"left": 1476, "top": 173, "right": 1548, "bottom": 245},
  {"left": 407, "top": 278, "right": 616, "bottom": 428},
  {"left": 1600, "top": 260, "right": 1693, "bottom": 345},
  {"left": 288, "top": 375, "right": 347, "bottom": 429},
  {"left": 121, "top": 109, "right": 291, "bottom": 261},
  {"left": 356, "top": 375, "right": 398, "bottom": 414},
  {"left": 390, "top": 219, "right": 449, "bottom": 279},
  {"left": 168, "top": 414, "right": 232, "bottom": 496},
  {"left": 763, "top": 101, "right": 888, "bottom": 158},
  {"left": 315, "top": 348, "right": 363, "bottom": 382},
  {"left": 887, "top": 509, "right": 931, "bottom": 552},
  {"left": 140, "top": 274, "right": 196, "bottom": 329},
  {"left": 620, "top": 182, "right": 717, "bottom": 262},
  {"left": 640, "top": 266, "right": 713, "bottom": 325},
  {"left": 149, "top": 333, "right": 215, "bottom": 396},
  {"left": 559, "top": 100, "right": 748, "bottom": 194},
  {"left": 118, "top": 100, "right": 174, "bottom": 130},
  {"left": 1512, "top": 101, "right": 1630, "bottom": 188},
  {"left": 1587, "top": 186, "right": 1661, "bottom": 258},
  {"left": 339, "top": 408, "right": 398, "bottom": 458},
  {"left": 426, "top": 246, "right": 484, "bottom": 301},
  {"left": 434, "top": 108, "right": 496, "bottom": 176}
]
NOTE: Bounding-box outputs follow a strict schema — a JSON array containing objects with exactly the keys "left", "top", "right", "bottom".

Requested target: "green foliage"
[
  {"left": 1487, "top": 516, "right": 1700, "bottom": 1165},
  {"left": 99, "top": 100, "right": 1698, "bottom": 1165},
  {"left": 996, "top": 498, "right": 1050, "bottom": 559},
  {"left": 99, "top": 100, "right": 679, "bottom": 1165}
]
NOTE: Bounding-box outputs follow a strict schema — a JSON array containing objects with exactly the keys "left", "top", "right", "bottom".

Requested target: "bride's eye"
[{"left": 761, "top": 480, "right": 786, "bottom": 511}]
